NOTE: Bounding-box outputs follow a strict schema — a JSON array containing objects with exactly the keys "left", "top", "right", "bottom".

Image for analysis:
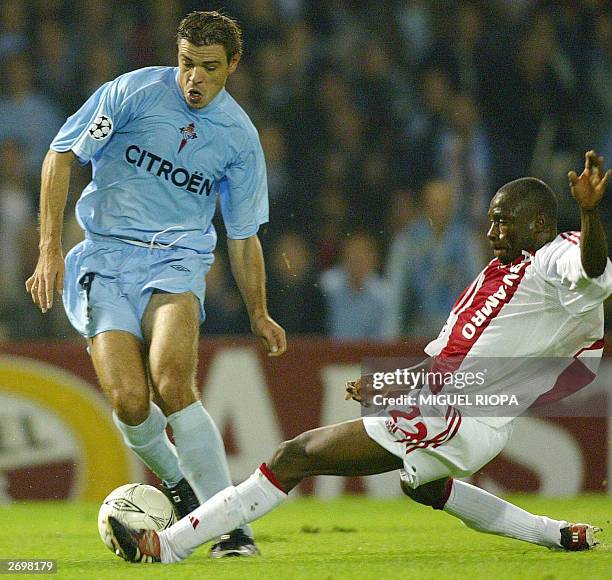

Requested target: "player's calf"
[
  {"left": 269, "top": 420, "right": 401, "bottom": 490},
  {"left": 110, "top": 393, "right": 151, "bottom": 425}
]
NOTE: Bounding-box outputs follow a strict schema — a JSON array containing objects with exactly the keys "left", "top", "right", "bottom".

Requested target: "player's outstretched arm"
[
  {"left": 25, "top": 150, "right": 75, "bottom": 312},
  {"left": 345, "top": 357, "right": 433, "bottom": 403},
  {"left": 227, "top": 234, "right": 287, "bottom": 356},
  {"left": 568, "top": 150, "right": 610, "bottom": 278}
]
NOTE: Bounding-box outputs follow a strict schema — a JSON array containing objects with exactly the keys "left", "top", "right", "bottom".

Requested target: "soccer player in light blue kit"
[{"left": 26, "top": 11, "right": 286, "bottom": 557}]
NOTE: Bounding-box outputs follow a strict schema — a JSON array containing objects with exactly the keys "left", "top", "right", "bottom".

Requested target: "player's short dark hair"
[
  {"left": 499, "top": 177, "right": 558, "bottom": 224},
  {"left": 177, "top": 11, "right": 243, "bottom": 62}
]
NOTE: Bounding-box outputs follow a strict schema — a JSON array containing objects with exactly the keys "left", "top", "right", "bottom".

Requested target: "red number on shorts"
[{"left": 386, "top": 408, "right": 428, "bottom": 443}]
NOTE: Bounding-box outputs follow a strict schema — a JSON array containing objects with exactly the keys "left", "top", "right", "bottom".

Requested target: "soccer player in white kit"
[
  {"left": 107, "top": 151, "right": 611, "bottom": 562},
  {"left": 26, "top": 11, "right": 286, "bottom": 557}
]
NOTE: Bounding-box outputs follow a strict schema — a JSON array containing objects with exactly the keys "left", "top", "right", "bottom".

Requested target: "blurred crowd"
[{"left": 1, "top": 0, "right": 610, "bottom": 341}]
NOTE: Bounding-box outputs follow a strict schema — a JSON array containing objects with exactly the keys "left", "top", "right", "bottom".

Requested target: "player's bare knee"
[
  {"left": 270, "top": 438, "right": 305, "bottom": 469},
  {"left": 268, "top": 435, "right": 311, "bottom": 484},
  {"left": 152, "top": 366, "right": 197, "bottom": 414},
  {"left": 156, "top": 383, "right": 197, "bottom": 415},
  {"left": 112, "top": 392, "right": 150, "bottom": 425}
]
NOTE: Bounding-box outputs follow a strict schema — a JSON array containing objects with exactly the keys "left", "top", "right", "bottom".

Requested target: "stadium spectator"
[
  {"left": 0, "top": 141, "right": 35, "bottom": 338},
  {"left": 399, "top": 67, "right": 453, "bottom": 190},
  {"left": 283, "top": 21, "right": 319, "bottom": 95},
  {"left": 259, "top": 121, "right": 291, "bottom": 209},
  {"left": 1, "top": 0, "right": 609, "bottom": 340},
  {"left": 35, "top": 19, "right": 79, "bottom": 113},
  {"left": 426, "top": 1, "right": 484, "bottom": 94},
  {"left": 80, "top": 40, "right": 124, "bottom": 100},
  {"left": 320, "top": 232, "right": 390, "bottom": 340},
  {"left": 385, "top": 179, "right": 482, "bottom": 338},
  {"left": 385, "top": 188, "right": 417, "bottom": 242},
  {"left": 587, "top": 9, "right": 611, "bottom": 154},
  {"left": 311, "top": 151, "right": 352, "bottom": 269},
  {"left": 0, "top": 0, "right": 28, "bottom": 58},
  {"left": 149, "top": 0, "right": 182, "bottom": 65},
  {"left": 351, "top": 146, "right": 400, "bottom": 231},
  {"left": 477, "top": 10, "right": 579, "bottom": 191},
  {"left": 253, "top": 41, "right": 293, "bottom": 117},
  {"left": 235, "top": 0, "right": 284, "bottom": 50},
  {"left": 392, "top": 0, "right": 435, "bottom": 68},
  {"left": 267, "top": 232, "right": 325, "bottom": 335},
  {"left": 0, "top": 53, "right": 64, "bottom": 180},
  {"left": 201, "top": 253, "right": 250, "bottom": 335},
  {"left": 352, "top": 38, "right": 411, "bottom": 141},
  {"left": 438, "top": 93, "right": 490, "bottom": 230},
  {"left": 78, "top": 0, "right": 134, "bottom": 65}
]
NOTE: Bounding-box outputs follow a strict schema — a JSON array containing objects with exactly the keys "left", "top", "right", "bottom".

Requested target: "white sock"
[
  {"left": 443, "top": 480, "right": 566, "bottom": 548},
  {"left": 167, "top": 401, "right": 253, "bottom": 537},
  {"left": 113, "top": 402, "right": 183, "bottom": 486},
  {"left": 158, "top": 463, "right": 287, "bottom": 562}
]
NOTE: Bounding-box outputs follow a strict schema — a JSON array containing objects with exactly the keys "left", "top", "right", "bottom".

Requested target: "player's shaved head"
[
  {"left": 497, "top": 177, "right": 558, "bottom": 225},
  {"left": 488, "top": 177, "right": 558, "bottom": 263},
  {"left": 177, "top": 11, "right": 243, "bottom": 62}
]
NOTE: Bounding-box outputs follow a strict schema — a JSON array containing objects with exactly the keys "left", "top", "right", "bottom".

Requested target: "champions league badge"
[
  {"left": 88, "top": 114, "right": 113, "bottom": 141},
  {"left": 178, "top": 122, "right": 198, "bottom": 153}
]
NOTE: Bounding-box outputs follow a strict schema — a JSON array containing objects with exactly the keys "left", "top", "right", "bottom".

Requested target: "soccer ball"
[
  {"left": 88, "top": 115, "right": 112, "bottom": 140},
  {"left": 98, "top": 483, "right": 175, "bottom": 553}
]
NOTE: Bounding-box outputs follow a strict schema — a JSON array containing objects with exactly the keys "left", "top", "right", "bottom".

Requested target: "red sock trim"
[
  {"left": 432, "top": 478, "right": 454, "bottom": 510},
  {"left": 259, "top": 463, "right": 288, "bottom": 495}
]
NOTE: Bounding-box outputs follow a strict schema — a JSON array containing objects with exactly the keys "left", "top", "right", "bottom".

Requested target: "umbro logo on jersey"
[
  {"left": 171, "top": 264, "right": 191, "bottom": 272},
  {"left": 178, "top": 122, "right": 198, "bottom": 153}
]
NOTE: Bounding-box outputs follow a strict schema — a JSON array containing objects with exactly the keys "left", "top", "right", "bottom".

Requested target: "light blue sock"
[
  {"left": 113, "top": 402, "right": 184, "bottom": 487},
  {"left": 167, "top": 401, "right": 253, "bottom": 537}
]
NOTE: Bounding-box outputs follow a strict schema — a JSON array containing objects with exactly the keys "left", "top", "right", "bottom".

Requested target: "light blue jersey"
[{"left": 51, "top": 66, "right": 269, "bottom": 253}]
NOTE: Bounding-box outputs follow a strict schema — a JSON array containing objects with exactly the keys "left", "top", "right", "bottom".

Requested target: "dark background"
[{"left": 0, "top": 0, "right": 610, "bottom": 341}]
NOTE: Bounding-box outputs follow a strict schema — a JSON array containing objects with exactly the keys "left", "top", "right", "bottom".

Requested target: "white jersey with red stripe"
[
  {"left": 422, "top": 231, "right": 612, "bottom": 426},
  {"left": 363, "top": 231, "right": 611, "bottom": 487}
]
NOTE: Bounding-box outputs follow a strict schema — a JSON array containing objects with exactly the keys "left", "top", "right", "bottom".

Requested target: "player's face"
[
  {"left": 487, "top": 191, "right": 537, "bottom": 264},
  {"left": 177, "top": 40, "right": 240, "bottom": 109}
]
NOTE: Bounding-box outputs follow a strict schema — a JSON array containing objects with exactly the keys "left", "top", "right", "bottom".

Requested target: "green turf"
[{"left": 1, "top": 495, "right": 610, "bottom": 579}]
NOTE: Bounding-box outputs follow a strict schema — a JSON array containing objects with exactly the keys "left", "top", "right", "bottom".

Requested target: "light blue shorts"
[{"left": 63, "top": 237, "right": 213, "bottom": 340}]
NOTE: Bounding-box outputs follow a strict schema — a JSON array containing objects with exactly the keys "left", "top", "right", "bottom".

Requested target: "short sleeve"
[
  {"left": 219, "top": 135, "right": 269, "bottom": 239},
  {"left": 50, "top": 78, "right": 136, "bottom": 164},
  {"left": 534, "top": 233, "right": 612, "bottom": 314}
]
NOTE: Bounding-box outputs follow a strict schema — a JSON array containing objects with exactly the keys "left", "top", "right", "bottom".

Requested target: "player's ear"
[
  {"left": 227, "top": 52, "right": 240, "bottom": 75},
  {"left": 533, "top": 211, "right": 547, "bottom": 233}
]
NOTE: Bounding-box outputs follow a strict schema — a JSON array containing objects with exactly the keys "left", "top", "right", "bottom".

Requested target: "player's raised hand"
[
  {"left": 25, "top": 249, "right": 65, "bottom": 313},
  {"left": 568, "top": 150, "right": 610, "bottom": 210},
  {"left": 345, "top": 378, "right": 362, "bottom": 402},
  {"left": 251, "top": 313, "right": 287, "bottom": 357}
]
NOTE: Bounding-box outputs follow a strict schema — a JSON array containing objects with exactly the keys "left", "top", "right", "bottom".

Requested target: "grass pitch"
[{"left": 1, "top": 495, "right": 610, "bottom": 579}]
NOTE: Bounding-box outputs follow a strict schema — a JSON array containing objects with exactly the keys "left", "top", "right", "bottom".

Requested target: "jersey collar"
[{"left": 496, "top": 250, "right": 533, "bottom": 269}]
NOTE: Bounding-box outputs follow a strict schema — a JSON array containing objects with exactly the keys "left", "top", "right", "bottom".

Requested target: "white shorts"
[{"left": 363, "top": 407, "right": 512, "bottom": 489}]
